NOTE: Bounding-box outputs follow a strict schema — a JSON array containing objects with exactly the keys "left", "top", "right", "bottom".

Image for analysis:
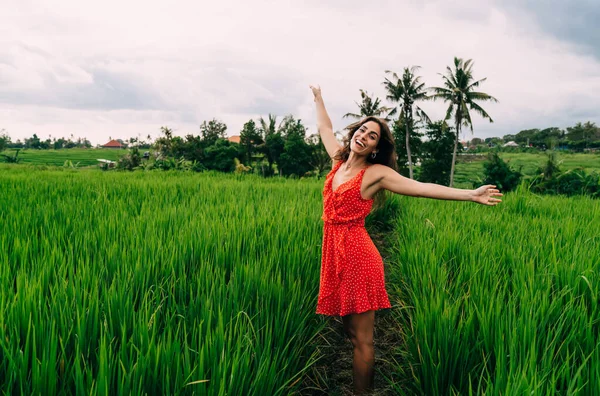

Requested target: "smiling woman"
[{"left": 309, "top": 84, "right": 503, "bottom": 394}]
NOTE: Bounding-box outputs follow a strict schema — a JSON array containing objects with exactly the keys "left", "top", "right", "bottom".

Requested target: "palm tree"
[
  {"left": 257, "top": 114, "right": 283, "bottom": 174},
  {"left": 383, "top": 66, "right": 430, "bottom": 179},
  {"left": 343, "top": 89, "right": 393, "bottom": 120},
  {"left": 258, "top": 114, "right": 278, "bottom": 138},
  {"left": 430, "top": 57, "right": 498, "bottom": 187}
]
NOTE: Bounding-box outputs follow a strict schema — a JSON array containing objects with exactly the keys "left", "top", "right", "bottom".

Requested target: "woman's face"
[{"left": 350, "top": 120, "right": 381, "bottom": 155}]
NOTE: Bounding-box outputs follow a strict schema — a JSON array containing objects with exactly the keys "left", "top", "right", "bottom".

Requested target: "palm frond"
[
  {"left": 343, "top": 112, "right": 362, "bottom": 120},
  {"left": 444, "top": 103, "right": 454, "bottom": 121},
  {"left": 384, "top": 70, "right": 400, "bottom": 81},
  {"left": 469, "top": 102, "right": 494, "bottom": 123},
  {"left": 460, "top": 101, "right": 473, "bottom": 131},
  {"left": 467, "top": 77, "right": 487, "bottom": 89},
  {"left": 415, "top": 105, "right": 432, "bottom": 125},
  {"left": 429, "top": 86, "right": 453, "bottom": 100},
  {"left": 468, "top": 91, "right": 499, "bottom": 103}
]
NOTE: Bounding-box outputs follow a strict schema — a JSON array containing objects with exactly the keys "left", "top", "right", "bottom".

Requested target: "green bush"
[
  {"left": 528, "top": 151, "right": 600, "bottom": 197},
  {"left": 116, "top": 147, "right": 142, "bottom": 171},
  {"left": 482, "top": 151, "right": 523, "bottom": 192},
  {"left": 531, "top": 168, "right": 599, "bottom": 197}
]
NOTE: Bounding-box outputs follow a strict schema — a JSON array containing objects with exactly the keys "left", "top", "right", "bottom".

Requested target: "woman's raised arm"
[{"left": 310, "top": 85, "right": 343, "bottom": 160}]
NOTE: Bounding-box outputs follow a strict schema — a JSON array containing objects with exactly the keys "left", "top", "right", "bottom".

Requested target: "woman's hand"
[
  {"left": 470, "top": 185, "right": 503, "bottom": 206},
  {"left": 309, "top": 85, "right": 322, "bottom": 101}
]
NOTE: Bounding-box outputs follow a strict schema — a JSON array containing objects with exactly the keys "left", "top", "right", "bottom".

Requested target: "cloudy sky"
[{"left": 2, "top": 0, "right": 599, "bottom": 145}]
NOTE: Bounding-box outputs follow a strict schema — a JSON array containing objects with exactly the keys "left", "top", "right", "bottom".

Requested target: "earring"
[{"left": 371, "top": 151, "right": 377, "bottom": 159}]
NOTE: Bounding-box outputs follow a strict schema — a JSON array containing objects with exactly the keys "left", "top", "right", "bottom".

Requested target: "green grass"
[
  {"left": 385, "top": 185, "right": 600, "bottom": 394},
  {"left": 0, "top": 165, "right": 327, "bottom": 395},
  {"left": 2, "top": 163, "right": 599, "bottom": 394},
  {"left": 0, "top": 148, "right": 128, "bottom": 167}
]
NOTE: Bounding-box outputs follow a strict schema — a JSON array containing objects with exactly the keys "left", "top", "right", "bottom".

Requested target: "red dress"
[{"left": 316, "top": 160, "right": 392, "bottom": 316}]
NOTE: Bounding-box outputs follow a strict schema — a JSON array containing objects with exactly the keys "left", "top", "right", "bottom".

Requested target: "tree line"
[{"left": 2, "top": 57, "right": 599, "bottom": 187}]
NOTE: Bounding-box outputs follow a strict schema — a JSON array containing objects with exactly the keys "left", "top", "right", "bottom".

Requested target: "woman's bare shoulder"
[{"left": 367, "top": 163, "right": 393, "bottom": 176}]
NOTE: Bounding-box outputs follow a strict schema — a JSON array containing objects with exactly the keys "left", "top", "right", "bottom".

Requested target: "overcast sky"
[{"left": 1, "top": 0, "right": 599, "bottom": 145}]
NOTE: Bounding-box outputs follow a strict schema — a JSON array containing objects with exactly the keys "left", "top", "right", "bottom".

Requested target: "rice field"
[
  {"left": 453, "top": 152, "right": 600, "bottom": 188},
  {"left": 0, "top": 165, "right": 326, "bottom": 395},
  {"left": 1, "top": 163, "right": 599, "bottom": 394},
  {"left": 386, "top": 184, "right": 600, "bottom": 394},
  {"left": 0, "top": 148, "right": 127, "bottom": 167}
]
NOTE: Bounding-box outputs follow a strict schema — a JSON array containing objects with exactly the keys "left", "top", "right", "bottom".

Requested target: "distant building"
[
  {"left": 102, "top": 139, "right": 126, "bottom": 149},
  {"left": 227, "top": 135, "right": 241, "bottom": 144},
  {"left": 503, "top": 141, "right": 518, "bottom": 147}
]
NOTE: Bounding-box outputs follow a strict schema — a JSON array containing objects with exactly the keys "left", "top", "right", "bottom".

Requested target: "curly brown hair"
[{"left": 333, "top": 116, "right": 398, "bottom": 209}]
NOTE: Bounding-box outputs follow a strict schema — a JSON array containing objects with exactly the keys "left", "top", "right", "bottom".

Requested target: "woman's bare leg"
[{"left": 342, "top": 310, "right": 375, "bottom": 394}]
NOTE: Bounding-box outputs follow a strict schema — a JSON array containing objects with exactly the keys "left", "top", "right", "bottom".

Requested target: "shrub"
[
  {"left": 482, "top": 151, "right": 523, "bottom": 192},
  {"left": 234, "top": 158, "right": 252, "bottom": 174},
  {"left": 528, "top": 152, "right": 600, "bottom": 198},
  {"left": 116, "top": 147, "right": 142, "bottom": 171}
]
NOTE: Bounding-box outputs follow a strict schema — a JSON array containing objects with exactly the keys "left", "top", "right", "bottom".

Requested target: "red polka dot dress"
[{"left": 316, "top": 160, "right": 392, "bottom": 316}]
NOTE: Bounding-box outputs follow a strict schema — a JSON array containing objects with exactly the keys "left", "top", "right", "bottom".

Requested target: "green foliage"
[
  {"left": 279, "top": 129, "right": 312, "bottom": 177},
  {"left": 384, "top": 66, "right": 431, "bottom": 179},
  {"left": 264, "top": 131, "right": 285, "bottom": 173},
  {"left": 234, "top": 158, "right": 252, "bottom": 174},
  {"left": 254, "top": 113, "right": 300, "bottom": 175},
  {"left": 116, "top": 147, "right": 142, "bottom": 171},
  {"left": 539, "top": 151, "right": 561, "bottom": 180},
  {"left": 0, "top": 149, "right": 21, "bottom": 163},
  {"left": 514, "top": 128, "right": 538, "bottom": 145},
  {"left": 202, "top": 139, "right": 238, "bottom": 172},
  {"left": 482, "top": 151, "right": 523, "bottom": 192},
  {"left": 391, "top": 116, "right": 424, "bottom": 177},
  {"left": 16, "top": 133, "right": 92, "bottom": 150},
  {"left": 418, "top": 121, "right": 457, "bottom": 186},
  {"left": 154, "top": 123, "right": 237, "bottom": 172},
  {"left": 239, "top": 119, "right": 263, "bottom": 165},
  {"left": 175, "top": 134, "right": 203, "bottom": 163},
  {"left": 566, "top": 121, "right": 600, "bottom": 142},
  {"left": 343, "top": 89, "right": 393, "bottom": 120},
  {"left": 62, "top": 159, "right": 81, "bottom": 169},
  {"left": 150, "top": 156, "right": 193, "bottom": 171},
  {"left": 307, "top": 133, "right": 331, "bottom": 177},
  {"left": 199, "top": 119, "right": 227, "bottom": 146},
  {"left": 529, "top": 152, "right": 600, "bottom": 197},
  {"left": 278, "top": 115, "right": 306, "bottom": 139},
  {"left": 0, "top": 130, "right": 10, "bottom": 152},
  {"left": 541, "top": 169, "right": 600, "bottom": 197},
  {"left": 25, "top": 133, "right": 42, "bottom": 149},
  {"left": 430, "top": 57, "right": 497, "bottom": 186}
]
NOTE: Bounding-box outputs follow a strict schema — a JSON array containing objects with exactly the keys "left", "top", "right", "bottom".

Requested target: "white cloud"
[{"left": 0, "top": 0, "right": 599, "bottom": 145}]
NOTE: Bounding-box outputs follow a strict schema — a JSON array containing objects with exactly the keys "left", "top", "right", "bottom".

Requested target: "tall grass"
[
  {"left": 3, "top": 162, "right": 599, "bottom": 394},
  {"left": 0, "top": 165, "right": 327, "bottom": 395},
  {"left": 385, "top": 184, "right": 600, "bottom": 394}
]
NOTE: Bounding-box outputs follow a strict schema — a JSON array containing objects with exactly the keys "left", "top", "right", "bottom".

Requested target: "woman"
[{"left": 310, "top": 85, "right": 503, "bottom": 394}]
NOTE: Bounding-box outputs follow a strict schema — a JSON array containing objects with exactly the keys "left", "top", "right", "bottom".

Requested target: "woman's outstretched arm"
[
  {"left": 310, "top": 85, "right": 342, "bottom": 159},
  {"left": 375, "top": 165, "right": 503, "bottom": 206}
]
